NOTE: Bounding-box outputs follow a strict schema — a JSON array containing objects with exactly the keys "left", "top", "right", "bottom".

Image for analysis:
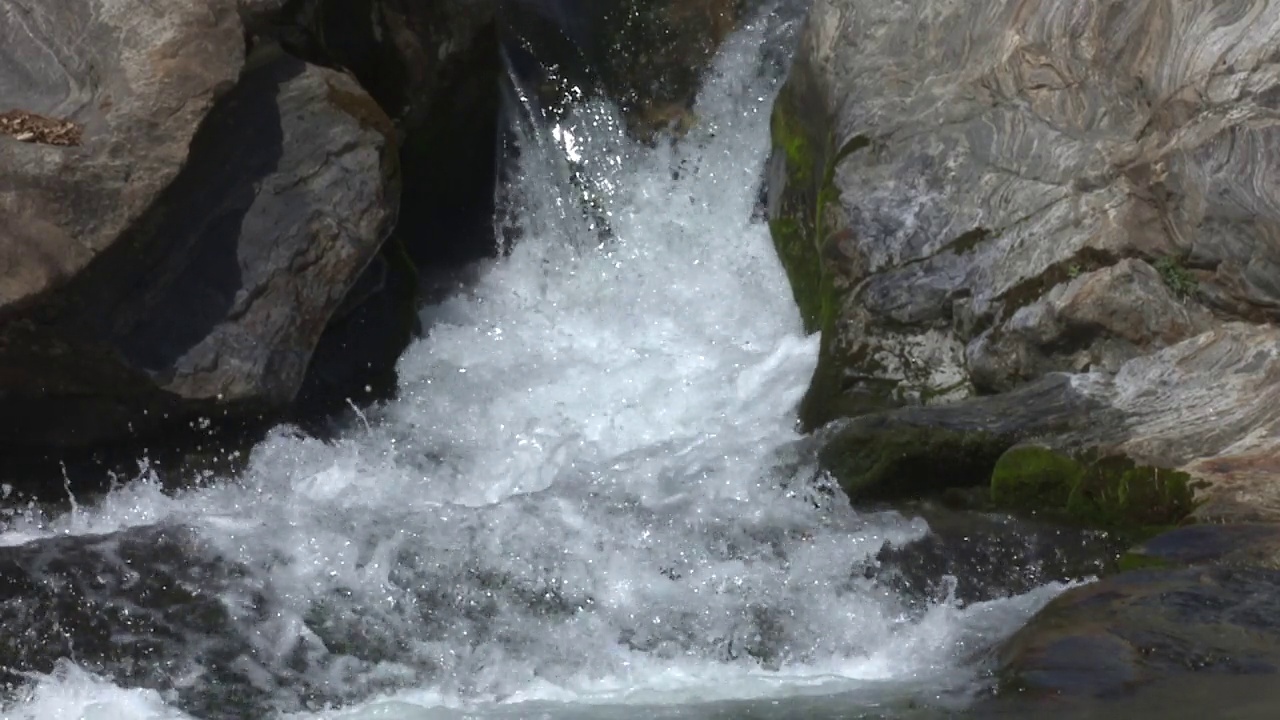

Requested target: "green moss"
[
  {"left": 767, "top": 70, "right": 875, "bottom": 430},
  {"left": 990, "top": 445, "right": 1198, "bottom": 531},
  {"left": 991, "top": 446, "right": 1084, "bottom": 510},
  {"left": 819, "top": 423, "right": 1016, "bottom": 502},
  {"left": 768, "top": 217, "right": 823, "bottom": 333}
]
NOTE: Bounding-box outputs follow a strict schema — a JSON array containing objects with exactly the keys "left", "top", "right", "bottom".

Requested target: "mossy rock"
[
  {"left": 819, "top": 422, "right": 1016, "bottom": 502},
  {"left": 990, "top": 445, "right": 1198, "bottom": 531},
  {"left": 767, "top": 63, "right": 877, "bottom": 430}
]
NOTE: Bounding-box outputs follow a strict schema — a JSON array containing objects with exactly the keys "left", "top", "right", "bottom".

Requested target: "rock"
[
  {"left": 588, "top": 0, "right": 744, "bottom": 135},
  {"left": 0, "top": 525, "right": 267, "bottom": 719},
  {"left": 0, "top": 13, "right": 399, "bottom": 448},
  {"left": 1125, "top": 523, "right": 1280, "bottom": 570},
  {"left": 818, "top": 420, "right": 1015, "bottom": 503},
  {"left": 770, "top": 0, "right": 1280, "bottom": 430},
  {"left": 0, "top": 0, "right": 245, "bottom": 309},
  {"left": 814, "top": 373, "right": 1109, "bottom": 503},
  {"left": 810, "top": 342, "right": 1280, "bottom": 528},
  {"left": 275, "top": 0, "right": 503, "bottom": 408},
  {"left": 870, "top": 505, "right": 1122, "bottom": 609},
  {"left": 996, "top": 522, "right": 1280, "bottom": 707},
  {"left": 971, "top": 259, "right": 1215, "bottom": 392}
]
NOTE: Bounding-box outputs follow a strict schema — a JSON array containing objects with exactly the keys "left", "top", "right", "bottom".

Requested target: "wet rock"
[
  {"left": 1125, "top": 523, "right": 1280, "bottom": 570},
  {"left": 997, "top": 564, "right": 1280, "bottom": 702},
  {"left": 770, "top": 0, "right": 1280, "bottom": 435},
  {"left": 994, "top": 522, "right": 1280, "bottom": 713},
  {"left": 0, "top": 525, "right": 271, "bottom": 719},
  {"left": 814, "top": 374, "right": 1109, "bottom": 503},
  {"left": 588, "top": 0, "right": 744, "bottom": 135},
  {"left": 800, "top": 248, "right": 1280, "bottom": 524},
  {"left": 819, "top": 421, "right": 1014, "bottom": 502},
  {"left": 0, "top": 31, "right": 398, "bottom": 449},
  {"left": 870, "top": 506, "right": 1122, "bottom": 609}
]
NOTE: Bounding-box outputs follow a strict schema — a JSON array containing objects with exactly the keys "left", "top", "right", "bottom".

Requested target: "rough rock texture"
[
  {"left": 0, "top": 0, "right": 245, "bottom": 307},
  {"left": 0, "top": 0, "right": 399, "bottom": 448},
  {"left": 773, "top": 0, "right": 1280, "bottom": 519},
  {"left": 771, "top": 0, "right": 1280, "bottom": 423}
]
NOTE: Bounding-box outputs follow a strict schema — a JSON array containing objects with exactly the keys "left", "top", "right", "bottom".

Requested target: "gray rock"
[
  {"left": 771, "top": 0, "right": 1280, "bottom": 430},
  {"left": 0, "top": 0, "right": 398, "bottom": 448},
  {"left": 970, "top": 259, "right": 1214, "bottom": 390},
  {"left": 993, "top": 540, "right": 1280, "bottom": 710},
  {"left": 0, "top": 0, "right": 244, "bottom": 306},
  {"left": 772, "top": 0, "right": 1280, "bottom": 519}
]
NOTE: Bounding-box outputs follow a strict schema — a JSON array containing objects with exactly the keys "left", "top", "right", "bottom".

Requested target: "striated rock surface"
[
  {"left": 0, "top": 1, "right": 399, "bottom": 448},
  {"left": 771, "top": 0, "right": 1280, "bottom": 519},
  {"left": 772, "top": 0, "right": 1280, "bottom": 420}
]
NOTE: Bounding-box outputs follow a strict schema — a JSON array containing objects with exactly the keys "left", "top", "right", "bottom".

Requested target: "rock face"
[
  {"left": 0, "top": 1, "right": 398, "bottom": 448},
  {"left": 0, "top": 0, "right": 245, "bottom": 305},
  {"left": 0, "top": 0, "right": 760, "bottom": 451},
  {"left": 771, "top": 0, "right": 1280, "bottom": 518}
]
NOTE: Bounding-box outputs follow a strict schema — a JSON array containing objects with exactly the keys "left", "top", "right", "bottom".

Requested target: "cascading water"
[{"left": 0, "top": 7, "right": 1072, "bottom": 719}]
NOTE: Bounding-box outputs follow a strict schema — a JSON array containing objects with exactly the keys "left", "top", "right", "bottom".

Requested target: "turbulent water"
[{"left": 0, "top": 9, "right": 1068, "bottom": 720}]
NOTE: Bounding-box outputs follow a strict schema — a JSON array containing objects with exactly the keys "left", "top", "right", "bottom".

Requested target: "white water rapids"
[{"left": 0, "top": 9, "right": 1068, "bottom": 720}]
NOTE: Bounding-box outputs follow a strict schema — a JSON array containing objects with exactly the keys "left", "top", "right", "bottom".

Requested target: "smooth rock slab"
[{"left": 998, "top": 563, "right": 1280, "bottom": 701}]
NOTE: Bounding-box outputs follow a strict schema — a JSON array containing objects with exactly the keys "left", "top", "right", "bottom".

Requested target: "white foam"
[{"left": 1, "top": 662, "right": 195, "bottom": 720}]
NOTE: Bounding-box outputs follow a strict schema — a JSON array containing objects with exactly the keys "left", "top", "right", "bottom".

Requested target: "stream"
[{"left": 0, "top": 7, "right": 1082, "bottom": 719}]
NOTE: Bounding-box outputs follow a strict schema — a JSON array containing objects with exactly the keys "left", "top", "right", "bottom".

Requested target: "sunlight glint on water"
[{"left": 0, "top": 9, "right": 1067, "bottom": 719}]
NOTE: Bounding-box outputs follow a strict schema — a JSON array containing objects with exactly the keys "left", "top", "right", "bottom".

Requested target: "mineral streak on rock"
[{"left": 0, "top": 109, "right": 81, "bottom": 145}]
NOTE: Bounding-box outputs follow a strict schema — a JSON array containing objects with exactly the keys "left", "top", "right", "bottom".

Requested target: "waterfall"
[{"left": 0, "top": 7, "right": 1068, "bottom": 719}]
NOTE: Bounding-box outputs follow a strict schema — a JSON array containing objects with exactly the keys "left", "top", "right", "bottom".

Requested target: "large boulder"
[
  {"left": 771, "top": 0, "right": 1280, "bottom": 520},
  {"left": 0, "top": 0, "right": 399, "bottom": 448},
  {"left": 771, "top": 0, "right": 1280, "bottom": 424},
  {"left": 990, "top": 524, "right": 1280, "bottom": 714},
  {"left": 0, "top": 0, "right": 245, "bottom": 305}
]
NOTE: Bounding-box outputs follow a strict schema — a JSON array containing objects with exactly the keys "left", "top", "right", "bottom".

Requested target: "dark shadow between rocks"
[
  {"left": 286, "top": 8, "right": 505, "bottom": 429},
  {"left": 101, "top": 60, "right": 296, "bottom": 374}
]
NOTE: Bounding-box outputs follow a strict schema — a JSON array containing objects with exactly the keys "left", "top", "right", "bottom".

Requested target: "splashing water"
[{"left": 0, "top": 9, "right": 1069, "bottom": 720}]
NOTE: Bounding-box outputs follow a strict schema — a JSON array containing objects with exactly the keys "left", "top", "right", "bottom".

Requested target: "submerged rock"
[
  {"left": 0, "top": 525, "right": 268, "bottom": 719},
  {"left": 870, "top": 506, "right": 1121, "bottom": 609}
]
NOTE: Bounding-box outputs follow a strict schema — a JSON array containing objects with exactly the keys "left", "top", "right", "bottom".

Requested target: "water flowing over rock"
[
  {"left": 0, "top": 0, "right": 399, "bottom": 450},
  {"left": 770, "top": 0, "right": 1280, "bottom": 519},
  {"left": 0, "top": 10, "right": 1084, "bottom": 718}
]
